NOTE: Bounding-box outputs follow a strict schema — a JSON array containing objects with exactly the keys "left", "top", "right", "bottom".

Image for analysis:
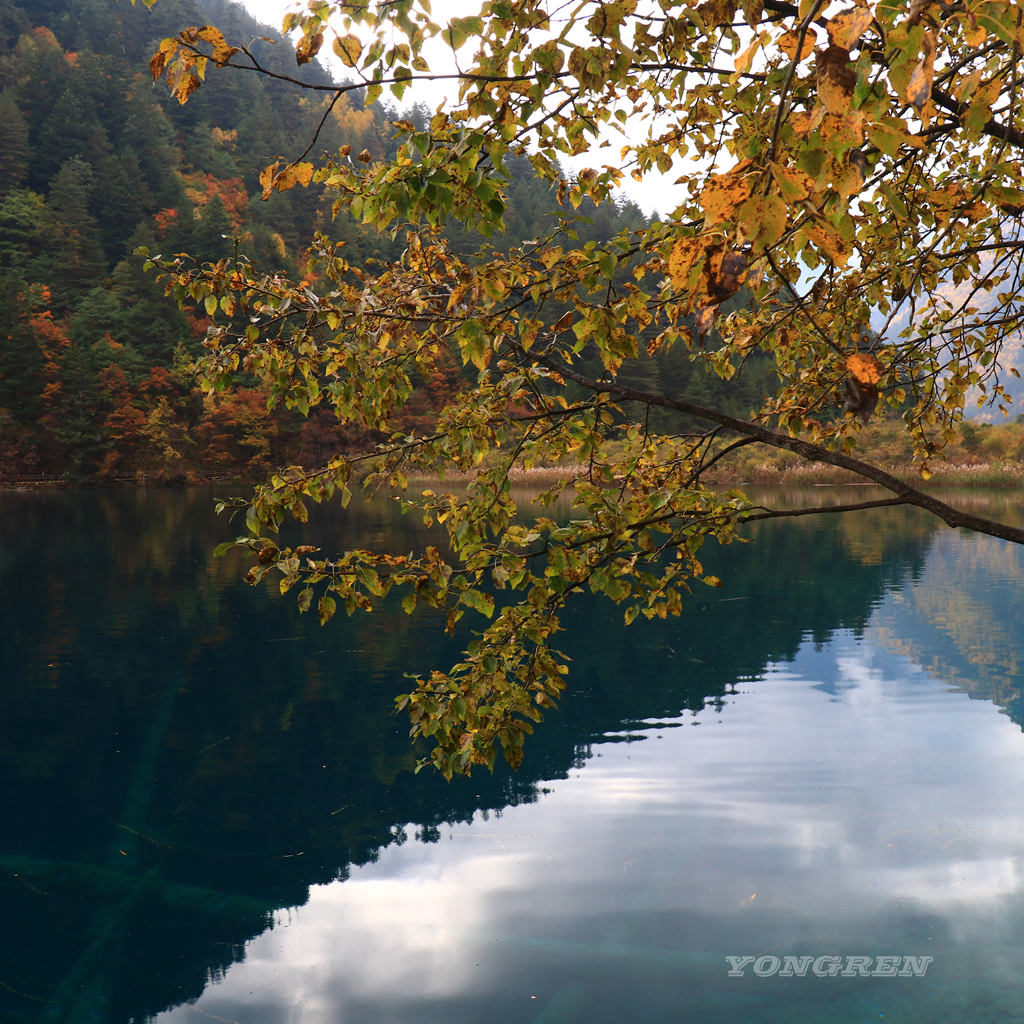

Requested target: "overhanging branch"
[{"left": 533, "top": 351, "right": 1024, "bottom": 545}]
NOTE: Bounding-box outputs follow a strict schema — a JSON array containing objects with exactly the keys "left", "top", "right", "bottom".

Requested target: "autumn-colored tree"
[
  {"left": 97, "top": 361, "right": 147, "bottom": 477},
  {"left": 139, "top": 0, "right": 1024, "bottom": 775}
]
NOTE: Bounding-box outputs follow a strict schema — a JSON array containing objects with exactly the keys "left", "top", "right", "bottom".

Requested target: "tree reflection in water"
[{"left": 0, "top": 487, "right": 1021, "bottom": 1023}]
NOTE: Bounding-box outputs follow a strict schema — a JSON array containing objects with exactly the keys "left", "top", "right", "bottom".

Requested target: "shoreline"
[{"left": 3, "top": 460, "right": 1023, "bottom": 491}]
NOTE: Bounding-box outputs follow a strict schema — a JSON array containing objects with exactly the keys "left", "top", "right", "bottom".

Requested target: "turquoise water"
[{"left": 2, "top": 488, "right": 1023, "bottom": 1023}]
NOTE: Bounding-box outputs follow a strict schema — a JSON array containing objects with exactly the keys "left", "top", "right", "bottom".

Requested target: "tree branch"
[{"left": 532, "top": 351, "right": 1024, "bottom": 545}]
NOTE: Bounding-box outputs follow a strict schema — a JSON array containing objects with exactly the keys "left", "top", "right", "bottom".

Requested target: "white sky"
[{"left": 236, "top": 0, "right": 685, "bottom": 215}]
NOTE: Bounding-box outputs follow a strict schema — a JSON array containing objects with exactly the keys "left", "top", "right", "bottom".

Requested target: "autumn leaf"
[
  {"left": 694, "top": 304, "right": 716, "bottom": 344},
  {"left": 717, "top": 250, "right": 748, "bottom": 294},
  {"left": 699, "top": 160, "right": 755, "bottom": 226},
  {"left": 259, "top": 161, "right": 315, "bottom": 199},
  {"left": 171, "top": 68, "right": 201, "bottom": 104},
  {"left": 194, "top": 25, "right": 238, "bottom": 66},
  {"left": 770, "top": 161, "right": 814, "bottom": 202},
  {"left": 846, "top": 352, "right": 883, "bottom": 384},
  {"left": 667, "top": 237, "right": 702, "bottom": 292},
  {"left": 963, "top": 17, "right": 987, "bottom": 48},
  {"left": 905, "top": 31, "right": 936, "bottom": 112},
  {"left": 296, "top": 31, "right": 324, "bottom": 66},
  {"left": 827, "top": 7, "right": 874, "bottom": 50},
  {"left": 551, "top": 309, "right": 574, "bottom": 333},
  {"left": 333, "top": 34, "right": 363, "bottom": 68},
  {"left": 817, "top": 45, "right": 857, "bottom": 116},
  {"left": 259, "top": 161, "right": 279, "bottom": 200},
  {"left": 804, "top": 220, "right": 852, "bottom": 266},
  {"left": 835, "top": 150, "right": 866, "bottom": 199},
  {"left": 778, "top": 28, "right": 816, "bottom": 63}
]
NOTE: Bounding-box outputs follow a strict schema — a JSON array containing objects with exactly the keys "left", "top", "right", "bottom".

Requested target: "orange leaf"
[
  {"left": 699, "top": 160, "right": 755, "bottom": 226},
  {"left": 259, "top": 162, "right": 280, "bottom": 200},
  {"left": 173, "top": 70, "right": 201, "bottom": 104},
  {"left": 770, "top": 161, "right": 814, "bottom": 202},
  {"left": 667, "top": 237, "right": 703, "bottom": 293},
  {"left": 694, "top": 304, "right": 716, "bottom": 344},
  {"left": 846, "top": 352, "right": 883, "bottom": 384},
  {"left": 551, "top": 309, "right": 574, "bottom": 333}
]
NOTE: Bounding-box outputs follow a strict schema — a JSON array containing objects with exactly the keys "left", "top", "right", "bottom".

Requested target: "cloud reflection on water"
[{"left": 159, "top": 557, "right": 1024, "bottom": 1023}]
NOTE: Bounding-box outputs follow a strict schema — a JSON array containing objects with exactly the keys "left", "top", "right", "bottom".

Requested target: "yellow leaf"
[
  {"left": 667, "top": 237, "right": 702, "bottom": 292},
  {"left": 770, "top": 161, "right": 814, "bottom": 201},
  {"left": 817, "top": 45, "right": 856, "bottom": 116},
  {"left": 778, "top": 28, "right": 816, "bottom": 63},
  {"left": 259, "top": 162, "right": 279, "bottom": 200},
  {"left": 291, "top": 162, "right": 315, "bottom": 187},
  {"left": 963, "top": 19, "right": 986, "bottom": 48},
  {"left": 734, "top": 32, "right": 766, "bottom": 74},
  {"left": 835, "top": 151, "right": 866, "bottom": 199},
  {"left": 906, "top": 56, "right": 933, "bottom": 111},
  {"left": 805, "top": 220, "right": 851, "bottom": 266},
  {"left": 736, "top": 194, "right": 787, "bottom": 247},
  {"left": 333, "top": 34, "right": 363, "bottom": 68},
  {"left": 827, "top": 7, "right": 873, "bottom": 50},
  {"left": 904, "top": 29, "right": 935, "bottom": 111},
  {"left": 173, "top": 69, "right": 201, "bottom": 104},
  {"left": 196, "top": 25, "right": 238, "bottom": 66},
  {"left": 296, "top": 31, "right": 324, "bottom": 66}
]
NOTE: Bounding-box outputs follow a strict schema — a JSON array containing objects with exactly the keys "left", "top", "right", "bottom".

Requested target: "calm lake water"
[{"left": 2, "top": 486, "right": 1024, "bottom": 1023}]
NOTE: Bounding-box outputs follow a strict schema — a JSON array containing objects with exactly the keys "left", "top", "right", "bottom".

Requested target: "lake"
[{"left": 2, "top": 486, "right": 1023, "bottom": 1023}]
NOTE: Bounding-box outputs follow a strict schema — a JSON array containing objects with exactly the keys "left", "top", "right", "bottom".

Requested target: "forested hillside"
[{"left": 0, "top": 0, "right": 772, "bottom": 482}]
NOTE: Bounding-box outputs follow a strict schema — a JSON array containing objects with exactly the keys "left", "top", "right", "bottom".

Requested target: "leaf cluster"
[{"left": 139, "top": 0, "right": 1024, "bottom": 773}]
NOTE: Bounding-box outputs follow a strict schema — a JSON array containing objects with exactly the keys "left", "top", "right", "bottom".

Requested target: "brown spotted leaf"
[
  {"left": 296, "top": 31, "right": 324, "bottom": 66},
  {"left": 817, "top": 45, "right": 857, "bottom": 116},
  {"left": 333, "top": 34, "right": 363, "bottom": 68},
  {"left": 805, "top": 220, "right": 852, "bottom": 266},
  {"left": 736, "top": 194, "right": 787, "bottom": 248},
  {"left": 836, "top": 150, "right": 866, "bottom": 199},
  {"left": 770, "top": 161, "right": 814, "bottom": 202},
  {"left": 196, "top": 25, "right": 238, "bottom": 66},
  {"left": 712, "top": 250, "right": 748, "bottom": 300},
  {"left": 905, "top": 30, "right": 935, "bottom": 111},
  {"left": 697, "top": 0, "right": 739, "bottom": 29},
  {"left": 699, "top": 160, "right": 755, "bottom": 226},
  {"left": 827, "top": 6, "right": 873, "bottom": 50},
  {"left": 667, "top": 237, "right": 703, "bottom": 293},
  {"left": 694, "top": 304, "right": 716, "bottom": 344}
]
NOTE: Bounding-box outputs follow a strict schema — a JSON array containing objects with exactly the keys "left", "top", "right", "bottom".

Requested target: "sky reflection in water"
[
  {"left": 3, "top": 489, "right": 1023, "bottom": 1023},
  {"left": 158, "top": 527, "right": 1024, "bottom": 1024}
]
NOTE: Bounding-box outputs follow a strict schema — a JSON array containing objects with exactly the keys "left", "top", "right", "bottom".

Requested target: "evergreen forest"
[{"left": 0, "top": 0, "right": 779, "bottom": 483}]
